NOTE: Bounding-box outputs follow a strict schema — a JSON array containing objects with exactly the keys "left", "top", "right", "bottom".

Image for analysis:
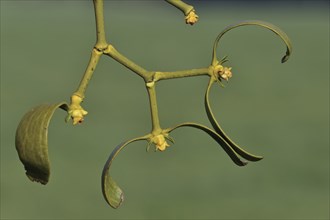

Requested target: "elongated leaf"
[
  {"left": 205, "top": 80, "right": 263, "bottom": 161},
  {"left": 212, "top": 20, "right": 292, "bottom": 65},
  {"left": 102, "top": 136, "right": 148, "bottom": 209},
  {"left": 15, "top": 102, "right": 68, "bottom": 184},
  {"left": 165, "top": 123, "right": 247, "bottom": 166}
]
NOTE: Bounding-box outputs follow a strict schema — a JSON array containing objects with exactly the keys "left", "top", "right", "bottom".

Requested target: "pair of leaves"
[
  {"left": 101, "top": 79, "right": 263, "bottom": 209},
  {"left": 102, "top": 116, "right": 262, "bottom": 208}
]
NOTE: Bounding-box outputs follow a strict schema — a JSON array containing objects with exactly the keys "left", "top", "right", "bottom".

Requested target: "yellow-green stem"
[
  {"left": 74, "top": 48, "right": 102, "bottom": 98},
  {"left": 165, "top": 0, "right": 194, "bottom": 15},
  {"left": 146, "top": 83, "right": 162, "bottom": 134},
  {"left": 154, "top": 68, "right": 209, "bottom": 81},
  {"left": 104, "top": 45, "right": 150, "bottom": 81},
  {"left": 93, "top": 0, "right": 108, "bottom": 49}
]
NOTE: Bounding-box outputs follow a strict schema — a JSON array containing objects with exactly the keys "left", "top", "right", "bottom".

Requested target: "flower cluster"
[
  {"left": 213, "top": 63, "right": 233, "bottom": 82},
  {"left": 185, "top": 10, "right": 198, "bottom": 25},
  {"left": 151, "top": 134, "right": 170, "bottom": 151},
  {"left": 67, "top": 95, "right": 88, "bottom": 125}
]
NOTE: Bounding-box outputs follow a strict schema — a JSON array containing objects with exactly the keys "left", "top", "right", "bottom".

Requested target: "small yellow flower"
[
  {"left": 220, "top": 67, "right": 232, "bottom": 81},
  {"left": 71, "top": 109, "right": 88, "bottom": 125},
  {"left": 67, "top": 94, "right": 88, "bottom": 125},
  {"left": 152, "top": 134, "right": 170, "bottom": 151},
  {"left": 185, "top": 10, "right": 198, "bottom": 25},
  {"left": 213, "top": 64, "right": 233, "bottom": 81}
]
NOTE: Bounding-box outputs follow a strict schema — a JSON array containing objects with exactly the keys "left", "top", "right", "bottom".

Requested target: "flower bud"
[
  {"left": 185, "top": 10, "right": 198, "bottom": 25},
  {"left": 220, "top": 67, "right": 232, "bottom": 81},
  {"left": 67, "top": 94, "right": 88, "bottom": 125},
  {"left": 213, "top": 64, "right": 233, "bottom": 82},
  {"left": 152, "top": 134, "right": 170, "bottom": 151}
]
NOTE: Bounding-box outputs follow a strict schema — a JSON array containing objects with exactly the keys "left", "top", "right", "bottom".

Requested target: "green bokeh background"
[{"left": 1, "top": 1, "right": 329, "bottom": 219}]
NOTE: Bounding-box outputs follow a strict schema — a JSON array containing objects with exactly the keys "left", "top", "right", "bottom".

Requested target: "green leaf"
[
  {"left": 212, "top": 20, "right": 292, "bottom": 65},
  {"left": 205, "top": 80, "right": 263, "bottom": 161},
  {"left": 165, "top": 123, "right": 248, "bottom": 166},
  {"left": 15, "top": 102, "right": 68, "bottom": 184},
  {"left": 102, "top": 136, "right": 148, "bottom": 209}
]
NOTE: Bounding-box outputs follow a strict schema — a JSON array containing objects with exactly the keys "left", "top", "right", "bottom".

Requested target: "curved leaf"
[
  {"left": 205, "top": 80, "right": 263, "bottom": 161},
  {"left": 212, "top": 20, "right": 292, "bottom": 65},
  {"left": 15, "top": 102, "right": 68, "bottom": 184},
  {"left": 165, "top": 123, "right": 247, "bottom": 166},
  {"left": 102, "top": 136, "right": 148, "bottom": 209}
]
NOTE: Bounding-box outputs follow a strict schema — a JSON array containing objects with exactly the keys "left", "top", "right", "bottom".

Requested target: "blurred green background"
[{"left": 1, "top": 0, "right": 329, "bottom": 219}]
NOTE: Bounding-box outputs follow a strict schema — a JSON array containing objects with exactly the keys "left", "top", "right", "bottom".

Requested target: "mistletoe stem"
[
  {"left": 146, "top": 82, "right": 162, "bottom": 134},
  {"left": 74, "top": 48, "right": 102, "bottom": 99},
  {"left": 154, "top": 67, "right": 210, "bottom": 82},
  {"left": 165, "top": 0, "right": 194, "bottom": 15},
  {"left": 103, "top": 44, "right": 149, "bottom": 81},
  {"left": 93, "top": 0, "right": 108, "bottom": 50}
]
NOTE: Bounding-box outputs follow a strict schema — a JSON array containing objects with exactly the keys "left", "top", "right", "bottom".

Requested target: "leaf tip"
[
  {"left": 24, "top": 164, "right": 49, "bottom": 185},
  {"left": 281, "top": 54, "right": 290, "bottom": 63},
  {"left": 102, "top": 173, "right": 125, "bottom": 209},
  {"left": 240, "top": 160, "right": 249, "bottom": 166},
  {"left": 26, "top": 173, "right": 48, "bottom": 185}
]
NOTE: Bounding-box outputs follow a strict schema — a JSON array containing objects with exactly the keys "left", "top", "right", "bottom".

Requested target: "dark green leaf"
[
  {"left": 15, "top": 102, "right": 68, "bottom": 184},
  {"left": 102, "top": 136, "right": 148, "bottom": 209},
  {"left": 165, "top": 123, "right": 247, "bottom": 166},
  {"left": 205, "top": 80, "right": 263, "bottom": 161},
  {"left": 212, "top": 20, "right": 292, "bottom": 65}
]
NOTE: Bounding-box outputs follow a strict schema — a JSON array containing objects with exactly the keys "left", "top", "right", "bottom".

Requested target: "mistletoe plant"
[{"left": 15, "top": 0, "right": 292, "bottom": 209}]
